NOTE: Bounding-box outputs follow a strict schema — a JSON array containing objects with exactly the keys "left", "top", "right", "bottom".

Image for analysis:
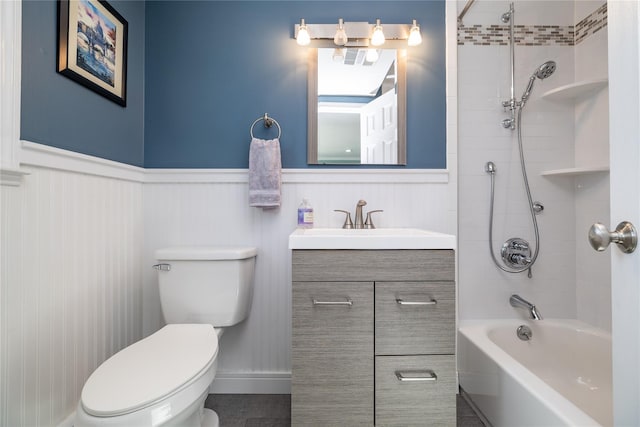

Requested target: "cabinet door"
[
  {"left": 375, "top": 355, "right": 456, "bottom": 426},
  {"left": 292, "top": 281, "right": 374, "bottom": 426},
  {"left": 375, "top": 281, "right": 455, "bottom": 355}
]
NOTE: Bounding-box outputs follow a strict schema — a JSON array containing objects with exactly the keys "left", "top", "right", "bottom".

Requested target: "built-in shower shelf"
[
  {"left": 541, "top": 79, "right": 608, "bottom": 102},
  {"left": 540, "top": 166, "right": 609, "bottom": 177}
]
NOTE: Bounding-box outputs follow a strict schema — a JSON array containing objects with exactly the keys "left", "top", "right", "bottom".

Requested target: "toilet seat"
[{"left": 81, "top": 324, "right": 218, "bottom": 417}]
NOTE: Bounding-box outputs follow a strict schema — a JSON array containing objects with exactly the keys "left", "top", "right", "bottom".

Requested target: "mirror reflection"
[{"left": 308, "top": 48, "right": 406, "bottom": 165}]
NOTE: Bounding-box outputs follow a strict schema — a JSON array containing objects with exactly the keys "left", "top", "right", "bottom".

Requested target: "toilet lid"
[
  {"left": 155, "top": 246, "right": 257, "bottom": 260},
  {"left": 81, "top": 324, "right": 218, "bottom": 417}
]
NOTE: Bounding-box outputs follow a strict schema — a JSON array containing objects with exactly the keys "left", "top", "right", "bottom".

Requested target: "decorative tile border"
[
  {"left": 458, "top": 24, "right": 573, "bottom": 46},
  {"left": 575, "top": 2, "right": 607, "bottom": 45},
  {"left": 458, "top": 2, "right": 606, "bottom": 46}
]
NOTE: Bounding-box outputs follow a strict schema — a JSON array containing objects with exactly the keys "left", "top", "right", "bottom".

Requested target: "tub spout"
[{"left": 510, "top": 294, "right": 543, "bottom": 320}]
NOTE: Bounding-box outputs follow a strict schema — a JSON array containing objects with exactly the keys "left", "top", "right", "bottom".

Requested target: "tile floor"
[{"left": 205, "top": 393, "right": 486, "bottom": 426}]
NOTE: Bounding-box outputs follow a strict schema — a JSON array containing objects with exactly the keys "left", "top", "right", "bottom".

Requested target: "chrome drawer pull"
[
  {"left": 395, "top": 370, "right": 438, "bottom": 382},
  {"left": 395, "top": 298, "right": 437, "bottom": 306},
  {"left": 312, "top": 298, "right": 353, "bottom": 307}
]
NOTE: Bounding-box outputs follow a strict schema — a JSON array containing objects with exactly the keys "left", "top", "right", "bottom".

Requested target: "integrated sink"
[{"left": 288, "top": 228, "right": 456, "bottom": 250}]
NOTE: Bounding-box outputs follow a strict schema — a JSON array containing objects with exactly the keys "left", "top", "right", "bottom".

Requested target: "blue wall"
[
  {"left": 21, "top": 0, "right": 145, "bottom": 167},
  {"left": 20, "top": 1, "right": 446, "bottom": 169},
  {"left": 144, "top": 1, "right": 446, "bottom": 169}
]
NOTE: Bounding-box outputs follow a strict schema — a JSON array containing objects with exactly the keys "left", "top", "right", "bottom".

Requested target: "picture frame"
[{"left": 57, "top": 0, "right": 128, "bottom": 106}]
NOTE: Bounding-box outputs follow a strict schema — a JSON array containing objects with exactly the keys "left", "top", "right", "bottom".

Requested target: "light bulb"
[
  {"left": 334, "top": 18, "right": 348, "bottom": 46},
  {"left": 366, "top": 48, "right": 379, "bottom": 63},
  {"left": 408, "top": 20, "right": 422, "bottom": 46},
  {"left": 297, "top": 19, "right": 310, "bottom": 46},
  {"left": 371, "top": 19, "right": 385, "bottom": 46}
]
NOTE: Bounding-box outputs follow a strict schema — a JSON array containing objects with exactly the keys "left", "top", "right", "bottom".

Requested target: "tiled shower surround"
[
  {"left": 457, "top": 0, "right": 611, "bottom": 329},
  {"left": 458, "top": 2, "right": 606, "bottom": 46}
]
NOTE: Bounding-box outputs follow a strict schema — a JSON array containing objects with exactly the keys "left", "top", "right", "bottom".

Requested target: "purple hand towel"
[{"left": 249, "top": 137, "right": 282, "bottom": 208}]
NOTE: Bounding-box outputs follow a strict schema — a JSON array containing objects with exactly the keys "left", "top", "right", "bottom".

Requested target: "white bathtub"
[{"left": 458, "top": 319, "right": 612, "bottom": 427}]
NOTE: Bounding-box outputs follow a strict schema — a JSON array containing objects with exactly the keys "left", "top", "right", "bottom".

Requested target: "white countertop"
[{"left": 288, "top": 228, "right": 456, "bottom": 250}]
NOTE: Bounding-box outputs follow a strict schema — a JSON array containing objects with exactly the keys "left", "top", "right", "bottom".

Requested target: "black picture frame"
[{"left": 57, "top": 0, "right": 128, "bottom": 107}]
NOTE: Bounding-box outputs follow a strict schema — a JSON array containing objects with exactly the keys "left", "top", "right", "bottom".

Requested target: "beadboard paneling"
[
  {"left": 142, "top": 178, "right": 455, "bottom": 385},
  {"left": 0, "top": 166, "right": 143, "bottom": 427}
]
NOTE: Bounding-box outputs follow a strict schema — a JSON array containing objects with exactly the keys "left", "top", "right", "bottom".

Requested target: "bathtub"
[{"left": 458, "top": 319, "right": 612, "bottom": 427}]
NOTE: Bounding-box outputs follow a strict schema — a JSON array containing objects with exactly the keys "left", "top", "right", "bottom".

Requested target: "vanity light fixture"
[
  {"left": 407, "top": 19, "right": 423, "bottom": 46},
  {"left": 294, "top": 19, "right": 421, "bottom": 47},
  {"left": 296, "top": 18, "right": 311, "bottom": 46},
  {"left": 370, "top": 19, "right": 385, "bottom": 46},
  {"left": 333, "top": 18, "right": 348, "bottom": 46}
]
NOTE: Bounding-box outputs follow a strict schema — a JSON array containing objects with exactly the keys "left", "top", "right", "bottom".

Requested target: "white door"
[
  {"left": 360, "top": 89, "right": 397, "bottom": 164},
  {"left": 608, "top": 2, "right": 640, "bottom": 425}
]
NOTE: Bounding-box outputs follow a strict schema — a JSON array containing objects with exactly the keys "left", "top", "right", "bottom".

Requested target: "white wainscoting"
[
  {"left": 0, "top": 162, "right": 143, "bottom": 426},
  {"left": 143, "top": 169, "right": 455, "bottom": 393},
  {"left": 1, "top": 141, "right": 456, "bottom": 422}
]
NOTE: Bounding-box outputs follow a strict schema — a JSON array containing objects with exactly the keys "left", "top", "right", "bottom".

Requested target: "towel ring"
[{"left": 250, "top": 113, "right": 281, "bottom": 139}]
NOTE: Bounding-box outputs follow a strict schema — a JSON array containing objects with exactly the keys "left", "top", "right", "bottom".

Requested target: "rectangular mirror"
[{"left": 308, "top": 48, "right": 407, "bottom": 165}]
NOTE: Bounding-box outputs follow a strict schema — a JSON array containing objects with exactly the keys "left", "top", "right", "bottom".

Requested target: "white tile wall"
[
  {"left": 0, "top": 165, "right": 143, "bottom": 426},
  {"left": 457, "top": 0, "right": 577, "bottom": 321},
  {"left": 573, "top": 18, "right": 611, "bottom": 331},
  {"left": 457, "top": 0, "right": 611, "bottom": 330},
  {"left": 457, "top": 0, "right": 574, "bottom": 26}
]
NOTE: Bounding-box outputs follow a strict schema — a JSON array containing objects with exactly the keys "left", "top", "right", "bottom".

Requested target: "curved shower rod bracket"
[{"left": 457, "top": 0, "right": 476, "bottom": 24}]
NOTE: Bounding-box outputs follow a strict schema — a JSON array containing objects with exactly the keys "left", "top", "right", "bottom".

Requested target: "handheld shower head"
[
  {"left": 535, "top": 61, "right": 556, "bottom": 80},
  {"left": 520, "top": 61, "right": 557, "bottom": 106}
]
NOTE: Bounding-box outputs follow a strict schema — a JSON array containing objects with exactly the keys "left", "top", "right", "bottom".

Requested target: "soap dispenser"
[{"left": 297, "top": 199, "right": 314, "bottom": 229}]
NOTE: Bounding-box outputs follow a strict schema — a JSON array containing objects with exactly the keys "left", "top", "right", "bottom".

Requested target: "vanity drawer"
[
  {"left": 375, "top": 281, "right": 455, "bottom": 355},
  {"left": 375, "top": 355, "right": 456, "bottom": 426},
  {"left": 292, "top": 250, "right": 454, "bottom": 282},
  {"left": 292, "top": 281, "right": 374, "bottom": 426}
]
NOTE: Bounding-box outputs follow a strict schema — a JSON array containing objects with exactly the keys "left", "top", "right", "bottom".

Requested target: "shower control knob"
[{"left": 588, "top": 221, "right": 637, "bottom": 254}]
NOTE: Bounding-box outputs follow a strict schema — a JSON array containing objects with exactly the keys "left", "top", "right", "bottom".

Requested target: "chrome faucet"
[
  {"left": 510, "top": 294, "right": 543, "bottom": 320},
  {"left": 354, "top": 199, "right": 367, "bottom": 229}
]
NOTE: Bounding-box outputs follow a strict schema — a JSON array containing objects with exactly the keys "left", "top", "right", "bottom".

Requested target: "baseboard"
[{"left": 209, "top": 372, "right": 291, "bottom": 394}]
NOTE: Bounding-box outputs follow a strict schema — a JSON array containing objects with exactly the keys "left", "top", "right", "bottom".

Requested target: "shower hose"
[{"left": 488, "top": 105, "right": 540, "bottom": 278}]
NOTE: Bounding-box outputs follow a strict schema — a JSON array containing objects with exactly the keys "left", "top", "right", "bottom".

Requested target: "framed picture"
[{"left": 57, "top": 0, "right": 128, "bottom": 106}]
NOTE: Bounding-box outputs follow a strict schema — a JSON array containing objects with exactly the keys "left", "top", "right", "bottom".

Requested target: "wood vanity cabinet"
[{"left": 291, "top": 249, "right": 456, "bottom": 426}]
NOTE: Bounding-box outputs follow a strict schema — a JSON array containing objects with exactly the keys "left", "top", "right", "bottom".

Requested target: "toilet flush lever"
[{"left": 152, "top": 263, "right": 171, "bottom": 271}]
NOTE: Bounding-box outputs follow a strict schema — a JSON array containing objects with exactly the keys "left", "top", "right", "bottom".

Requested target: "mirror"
[{"left": 308, "top": 48, "right": 406, "bottom": 165}]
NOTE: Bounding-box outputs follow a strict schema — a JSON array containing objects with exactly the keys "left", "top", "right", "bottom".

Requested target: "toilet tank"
[{"left": 154, "top": 246, "right": 257, "bottom": 327}]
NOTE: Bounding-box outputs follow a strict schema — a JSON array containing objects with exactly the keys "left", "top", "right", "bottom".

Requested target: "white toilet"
[{"left": 74, "top": 246, "right": 257, "bottom": 427}]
